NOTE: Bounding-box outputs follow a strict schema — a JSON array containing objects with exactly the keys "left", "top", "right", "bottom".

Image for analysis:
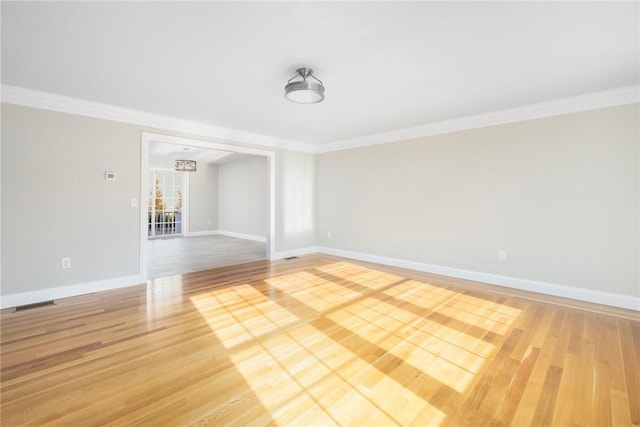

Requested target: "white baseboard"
[
  {"left": 3, "top": 248, "right": 636, "bottom": 312},
  {"left": 216, "top": 230, "right": 267, "bottom": 243},
  {"left": 316, "top": 247, "right": 640, "bottom": 312},
  {"left": 185, "top": 230, "right": 219, "bottom": 237},
  {"left": 185, "top": 230, "right": 267, "bottom": 242},
  {"left": 0, "top": 275, "right": 145, "bottom": 309},
  {"left": 271, "top": 246, "right": 319, "bottom": 260}
]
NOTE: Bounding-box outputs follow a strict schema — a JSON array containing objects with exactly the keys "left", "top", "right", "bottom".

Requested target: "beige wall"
[{"left": 318, "top": 104, "right": 639, "bottom": 298}]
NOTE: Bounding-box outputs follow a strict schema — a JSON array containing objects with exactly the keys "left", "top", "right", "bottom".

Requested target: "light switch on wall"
[{"left": 131, "top": 198, "right": 138, "bottom": 207}]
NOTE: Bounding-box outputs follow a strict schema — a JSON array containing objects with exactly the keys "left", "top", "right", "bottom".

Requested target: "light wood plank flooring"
[
  {"left": 1, "top": 254, "right": 639, "bottom": 426},
  {"left": 147, "top": 234, "right": 266, "bottom": 278}
]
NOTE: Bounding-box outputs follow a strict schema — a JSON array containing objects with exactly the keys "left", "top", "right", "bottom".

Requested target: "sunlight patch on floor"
[
  {"left": 266, "top": 271, "right": 362, "bottom": 312},
  {"left": 327, "top": 298, "right": 487, "bottom": 393},
  {"left": 190, "top": 261, "right": 521, "bottom": 425},
  {"left": 315, "top": 262, "right": 404, "bottom": 290},
  {"left": 385, "top": 280, "right": 520, "bottom": 335},
  {"left": 229, "top": 325, "right": 447, "bottom": 426},
  {"left": 190, "top": 284, "right": 300, "bottom": 348}
]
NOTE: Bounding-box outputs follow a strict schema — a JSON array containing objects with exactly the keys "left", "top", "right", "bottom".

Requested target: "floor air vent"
[
  {"left": 284, "top": 256, "right": 299, "bottom": 260},
  {"left": 14, "top": 300, "right": 55, "bottom": 312}
]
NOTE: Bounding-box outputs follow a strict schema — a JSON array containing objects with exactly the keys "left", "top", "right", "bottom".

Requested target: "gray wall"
[
  {"left": 1, "top": 103, "right": 317, "bottom": 297},
  {"left": 317, "top": 104, "right": 639, "bottom": 298},
  {"left": 3, "top": 101, "right": 637, "bottom": 302},
  {"left": 275, "top": 149, "right": 316, "bottom": 251},
  {"left": 189, "top": 163, "right": 219, "bottom": 233},
  {"left": 218, "top": 156, "right": 268, "bottom": 238},
  {"left": 1, "top": 105, "right": 142, "bottom": 294}
]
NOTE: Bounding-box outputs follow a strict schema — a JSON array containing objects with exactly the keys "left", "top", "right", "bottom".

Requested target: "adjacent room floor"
[{"left": 146, "top": 234, "right": 266, "bottom": 279}]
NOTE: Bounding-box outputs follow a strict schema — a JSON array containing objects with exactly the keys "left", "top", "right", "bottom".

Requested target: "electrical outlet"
[
  {"left": 498, "top": 250, "right": 506, "bottom": 261},
  {"left": 61, "top": 257, "right": 71, "bottom": 269},
  {"left": 327, "top": 231, "right": 332, "bottom": 239}
]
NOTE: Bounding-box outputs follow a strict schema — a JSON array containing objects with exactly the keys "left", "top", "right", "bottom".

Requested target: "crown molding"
[
  {"left": 316, "top": 84, "right": 640, "bottom": 153},
  {"left": 2, "top": 83, "right": 638, "bottom": 154},
  {"left": 0, "top": 84, "right": 317, "bottom": 153}
]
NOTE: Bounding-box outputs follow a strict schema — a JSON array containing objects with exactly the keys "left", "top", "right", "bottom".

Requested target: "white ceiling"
[
  {"left": 2, "top": 2, "right": 638, "bottom": 147},
  {"left": 149, "top": 142, "right": 253, "bottom": 165}
]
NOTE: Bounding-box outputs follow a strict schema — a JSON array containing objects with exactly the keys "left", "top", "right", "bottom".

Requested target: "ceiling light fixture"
[
  {"left": 175, "top": 159, "right": 197, "bottom": 172},
  {"left": 284, "top": 68, "right": 325, "bottom": 104}
]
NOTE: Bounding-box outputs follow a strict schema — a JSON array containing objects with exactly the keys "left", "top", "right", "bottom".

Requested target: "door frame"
[{"left": 140, "top": 132, "right": 275, "bottom": 280}]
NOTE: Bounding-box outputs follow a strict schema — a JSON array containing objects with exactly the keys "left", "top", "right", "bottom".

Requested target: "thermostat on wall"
[{"left": 105, "top": 171, "right": 116, "bottom": 180}]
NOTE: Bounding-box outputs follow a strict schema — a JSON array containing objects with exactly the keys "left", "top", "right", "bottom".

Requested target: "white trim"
[
  {"left": 140, "top": 136, "right": 149, "bottom": 280},
  {"left": 1, "top": 84, "right": 316, "bottom": 153},
  {"left": 271, "top": 246, "right": 319, "bottom": 260},
  {"left": 182, "top": 171, "right": 190, "bottom": 236},
  {"left": 268, "top": 152, "right": 276, "bottom": 260},
  {"left": 0, "top": 275, "right": 144, "bottom": 309},
  {"left": 3, "top": 248, "right": 637, "bottom": 312},
  {"left": 2, "top": 84, "right": 638, "bottom": 155},
  {"left": 316, "top": 85, "right": 640, "bottom": 153},
  {"left": 216, "top": 230, "right": 267, "bottom": 243},
  {"left": 184, "top": 230, "right": 219, "bottom": 237},
  {"left": 184, "top": 230, "right": 266, "bottom": 242},
  {"left": 316, "top": 247, "right": 640, "bottom": 312}
]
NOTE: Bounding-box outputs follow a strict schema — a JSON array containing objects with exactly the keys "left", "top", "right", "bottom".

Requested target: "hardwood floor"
[
  {"left": 1, "top": 254, "right": 639, "bottom": 426},
  {"left": 147, "top": 234, "right": 266, "bottom": 278}
]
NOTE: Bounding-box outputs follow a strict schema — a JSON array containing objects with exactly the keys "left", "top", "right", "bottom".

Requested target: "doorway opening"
[{"left": 140, "top": 132, "right": 275, "bottom": 280}]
